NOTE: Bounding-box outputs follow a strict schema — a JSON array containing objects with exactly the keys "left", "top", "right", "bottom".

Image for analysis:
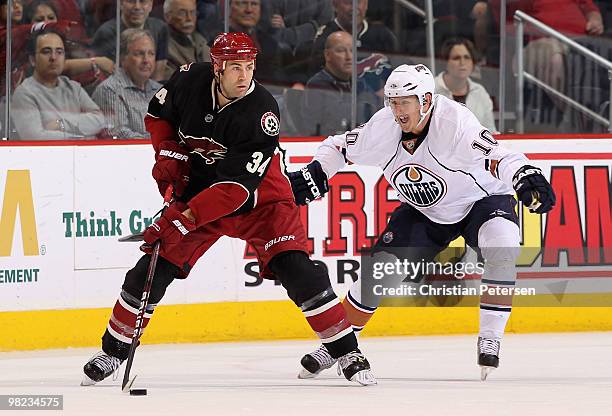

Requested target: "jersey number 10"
[{"left": 471, "top": 129, "right": 498, "bottom": 156}]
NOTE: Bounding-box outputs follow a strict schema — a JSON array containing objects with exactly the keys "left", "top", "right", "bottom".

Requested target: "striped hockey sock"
[
  {"left": 343, "top": 290, "right": 377, "bottom": 334},
  {"left": 106, "top": 290, "right": 155, "bottom": 345},
  {"left": 479, "top": 279, "right": 513, "bottom": 339},
  {"left": 301, "top": 288, "right": 357, "bottom": 358}
]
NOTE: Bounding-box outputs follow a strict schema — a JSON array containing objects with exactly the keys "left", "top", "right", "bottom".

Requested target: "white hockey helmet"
[{"left": 384, "top": 64, "right": 435, "bottom": 127}]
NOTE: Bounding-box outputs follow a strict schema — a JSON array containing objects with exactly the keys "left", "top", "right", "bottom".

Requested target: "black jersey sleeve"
[
  {"left": 214, "top": 104, "right": 280, "bottom": 193},
  {"left": 186, "top": 93, "right": 281, "bottom": 227},
  {"left": 147, "top": 68, "right": 183, "bottom": 125}
]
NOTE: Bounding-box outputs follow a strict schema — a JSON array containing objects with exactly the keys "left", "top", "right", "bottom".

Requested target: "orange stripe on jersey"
[
  {"left": 342, "top": 297, "right": 374, "bottom": 328},
  {"left": 489, "top": 159, "right": 500, "bottom": 179}
]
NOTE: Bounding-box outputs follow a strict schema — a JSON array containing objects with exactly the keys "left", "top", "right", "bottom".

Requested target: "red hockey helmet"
[{"left": 210, "top": 32, "right": 258, "bottom": 69}]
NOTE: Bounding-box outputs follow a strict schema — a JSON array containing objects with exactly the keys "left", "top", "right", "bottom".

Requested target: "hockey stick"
[
  {"left": 527, "top": 190, "right": 542, "bottom": 212},
  {"left": 118, "top": 232, "right": 144, "bottom": 242},
  {"left": 118, "top": 202, "right": 171, "bottom": 242},
  {"left": 121, "top": 185, "right": 173, "bottom": 393}
]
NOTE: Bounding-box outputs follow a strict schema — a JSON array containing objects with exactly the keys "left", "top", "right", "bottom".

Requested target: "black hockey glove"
[
  {"left": 287, "top": 160, "right": 329, "bottom": 205},
  {"left": 512, "top": 165, "right": 556, "bottom": 214}
]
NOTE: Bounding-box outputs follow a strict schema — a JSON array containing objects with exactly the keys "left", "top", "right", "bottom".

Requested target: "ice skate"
[
  {"left": 338, "top": 349, "right": 377, "bottom": 386},
  {"left": 81, "top": 351, "right": 123, "bottom": 386},
  {"left": 298, "top": 344, "right": 337, "bottom": 379},
  {"left": 478, "top": 337, "right": 500, "bottom": 381}
]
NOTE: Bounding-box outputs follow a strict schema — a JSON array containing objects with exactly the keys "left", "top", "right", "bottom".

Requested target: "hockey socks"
[
  {"left": 343, "top": 291, "right": 377, "bottom": 334},
  {"left": 103, "top": 290, "right": 156, "bottom": 360},
  {"left": 478, "top": 302, "right": 510, "bottom": 380},
  {"left": 301, "top": 288, "right": 357, "bottom": 358},
  {"left": 479, "top": 306, "right": 511, "bottom": 340}
]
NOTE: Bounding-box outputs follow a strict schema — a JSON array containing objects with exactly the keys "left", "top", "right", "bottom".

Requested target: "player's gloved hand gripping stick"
[
  {"left": 119, "top": 144, "right": 190, "bottom": 242},
  {"left": 152, "top": 140, "right": 190, "bottom": 198},
  {"left": 512, "top": 165, "right": 556, "bottom": 214},
  {"left": 121, "top": 185, "right": 174, "bottom": 393}
]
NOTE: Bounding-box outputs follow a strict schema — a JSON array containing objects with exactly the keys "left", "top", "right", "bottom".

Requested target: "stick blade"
[
  {"left": 122, "top": 375, "right": 137, "bottom": 393},
  {"left": 118, "top": 232, "right": 144, "bottom": 242}
]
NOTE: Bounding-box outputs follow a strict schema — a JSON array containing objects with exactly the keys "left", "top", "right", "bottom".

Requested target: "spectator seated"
[
  {"left": 293, "top": 0, "right": 398, "bottom": 84},
  {"left": 302, "top": 31, "right": 379, "bottom": 136},
  {"left": 11, "top": 26, "right": 105, "bottom": 139},
  {"left": 218, "top": 0, "right": 288, "bottom": 85},
  {"left": 434, "top": 37, "right": 497, "bottom": 132},
  {"left": 91, "top": 0, "right": 169, "bottom": 81},
  {"left": 163, "top": 0, "right": 210, "bottom": 80},
  {"left": 93, "top": 29, "right": 161, "bottom": 138},
  {"left": 266, "top": 0, "right": 332, "bottom": 52}
]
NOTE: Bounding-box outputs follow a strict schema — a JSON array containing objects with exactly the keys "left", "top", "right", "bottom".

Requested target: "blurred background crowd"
[{"left": 1, "top": 0, "right": 612, "bottom": 139}]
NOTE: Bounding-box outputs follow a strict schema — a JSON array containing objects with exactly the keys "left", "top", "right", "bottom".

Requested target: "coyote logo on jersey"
[
  {"left": 179, "top": 129, "right": 227, "bottom": 165},
  {"left": 391, "top": 164, "right": 447, "bottom": 207}
]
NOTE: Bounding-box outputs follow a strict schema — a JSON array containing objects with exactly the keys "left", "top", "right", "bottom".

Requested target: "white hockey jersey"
[{"left": 314, "top": 95, "right": 530, "bottom": 224}]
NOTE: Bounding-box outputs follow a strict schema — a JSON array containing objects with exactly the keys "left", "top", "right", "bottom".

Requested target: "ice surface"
[{"left": 1, "top": 333, "right": 612, "bottom": 415}]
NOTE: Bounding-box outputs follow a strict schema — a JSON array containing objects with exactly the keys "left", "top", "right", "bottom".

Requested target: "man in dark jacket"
[
  {"left": 294, "top": 0, "right": 398, "bottom": 82},
  {"left": 267, "top": 0, "right": 332, "bottom": 51},
  {"left": 303, "top": 31, "right": 378, "bottom": 135}
]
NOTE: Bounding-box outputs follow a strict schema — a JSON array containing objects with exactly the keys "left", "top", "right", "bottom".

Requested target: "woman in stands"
[
  {"left": 0, "top": 0, "right": 23, "bottom": 26},
  {"left": 434, "top": 37, "right": 497, "bottom": 132},
  {"left": 26, "top": 0, "right": 57, "bottom": 22}
]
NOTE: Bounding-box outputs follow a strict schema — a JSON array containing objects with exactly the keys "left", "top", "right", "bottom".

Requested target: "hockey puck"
[{"left": 129, "top": 389, "right": 147, "bottom": 396}]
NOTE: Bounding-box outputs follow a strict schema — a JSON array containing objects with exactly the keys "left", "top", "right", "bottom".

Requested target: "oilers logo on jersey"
[{"left": 391, "top": 164, "right": 446, "bottom": 207}]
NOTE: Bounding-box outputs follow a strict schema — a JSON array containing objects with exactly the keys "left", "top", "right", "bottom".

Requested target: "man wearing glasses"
[
  {"left": 162, "top": 0, "right": 210, "bottom": 80},
  {"left": 92, "top": 0, "right": 169, "bottom": 81},
  {"left": 11, "top": 27, "right": 105, "bottom": 140}
]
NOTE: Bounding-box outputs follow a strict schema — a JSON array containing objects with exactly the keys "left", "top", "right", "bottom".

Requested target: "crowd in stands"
[{"left": 1, "top": 0, "right": 610, "bottom": 139}]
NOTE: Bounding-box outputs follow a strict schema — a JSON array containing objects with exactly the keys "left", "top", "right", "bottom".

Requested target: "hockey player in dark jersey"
[{"left": 81, "top": 32, "right": 375, "bottom": 386}]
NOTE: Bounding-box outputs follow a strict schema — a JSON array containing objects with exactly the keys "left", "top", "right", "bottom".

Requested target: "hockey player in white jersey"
[{"left": 288, "top": 63, "right": 555, "bottom": 381}]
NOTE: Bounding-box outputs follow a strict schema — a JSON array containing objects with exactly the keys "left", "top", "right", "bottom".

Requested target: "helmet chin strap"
[
  {"left": 416, "top": 94, "right": 434, "bottom": 128},
  {"left": 217, "top": 81, "right": 237, "bottom": 101},
  {"left": 214, "top": 69, "right": 238, "bottom": 102}
]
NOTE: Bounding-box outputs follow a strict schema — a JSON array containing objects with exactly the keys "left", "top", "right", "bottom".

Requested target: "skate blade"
[
  {"left": 298, "top": 363, "right": 337, "bottom": 379},
  {"left": 297, "top": 368, "right": 318, "bottom": 379},
  {"left": 480, "top": 366, "right": 495, "bottom": 381},
  {"left": 349, "top": 369, "right": 377, "bottom": 386},
  {"left": 80, "top": 375, "right": 97, "bottom": 386}
]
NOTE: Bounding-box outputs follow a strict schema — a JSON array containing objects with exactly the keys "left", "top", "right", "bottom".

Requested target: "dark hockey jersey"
[{"left": 146, "top": 62, "right": 294, "bottom": 227}]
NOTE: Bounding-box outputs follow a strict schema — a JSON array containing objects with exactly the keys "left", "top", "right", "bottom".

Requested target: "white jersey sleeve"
[
  {"left": 313, "top": 133, "right": 349, "bottom": 178},
  {"left": 314, "top": 107, "right": 401, "bottom": 178},
  {"left": 449, "top": 107, "right": 529, "bottom": 189}
]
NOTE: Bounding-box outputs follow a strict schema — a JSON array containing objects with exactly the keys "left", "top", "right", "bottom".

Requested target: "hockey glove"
[
  {"left": 142, "top": 205, "right": 196, "bottom": 252},
  {"left": 512, "top": 165, "right": 556, "bottom": 214},
  {"left": 152, "top": 140, "right": 190, "bottom": 198},
  {"left": 287, "top": 160, "right": 329, "bottom": 205}
]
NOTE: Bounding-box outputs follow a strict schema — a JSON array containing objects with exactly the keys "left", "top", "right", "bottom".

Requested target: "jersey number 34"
[{"left": 246, "top": 151, "right": 271, "bottom": 176}]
